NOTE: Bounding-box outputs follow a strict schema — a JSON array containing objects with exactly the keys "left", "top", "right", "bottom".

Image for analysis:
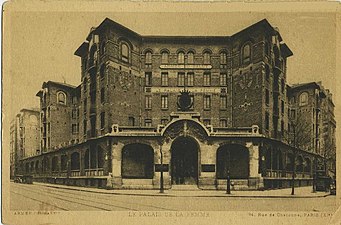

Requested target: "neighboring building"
[
  {"left": 17, "top": 18, "right": 334, "bottom": 190},
  {"left": 36, "top": 81, "right": 81, "bottom": 152},
  {"left": 10, "top": 119, "right": 18, "bottom": 178},
  {"left": 287, "top": 82, "right": 336, "bottom": 176},
  {"left": 10, "top": 108, "right": 40, "bottom": 176}
]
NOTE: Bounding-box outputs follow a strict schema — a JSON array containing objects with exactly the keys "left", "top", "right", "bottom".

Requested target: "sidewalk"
[{"left": 34, "top": 182, "right": 330, "bottom": 198}]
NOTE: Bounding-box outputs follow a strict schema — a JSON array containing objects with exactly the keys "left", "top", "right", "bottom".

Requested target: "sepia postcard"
[{"left": 2, "top": 1, "right": 341, "bottom": 225}]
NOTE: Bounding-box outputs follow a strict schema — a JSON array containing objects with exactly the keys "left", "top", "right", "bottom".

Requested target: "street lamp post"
[
  {"left": 160, "top": 146, "right": 164, "bottom": 194},
  {"left": 226, "top": 150, "right": 231, "bottom": 194},
  {"left": 226, "top": 170, "right": 231, "bottom": 194},
  {"left": 291, "top": 158, "right": 295, "bottom": 195}
]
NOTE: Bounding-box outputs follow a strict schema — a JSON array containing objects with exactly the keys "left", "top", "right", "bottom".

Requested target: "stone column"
[
  {"left": 80, "top": 150, "right": 85, "bottom": 176},
  {"left": 247, "top": 142, "right": 264, "bottom": 189},
  {"left": 199, "top": 142, "right": 217, "bottom": 190},
  {"left": 153, "top": 142, "right": 172, "bottom": 189},
  {"left": 107, "top": 142, "right": 123, "bottom": 189}
]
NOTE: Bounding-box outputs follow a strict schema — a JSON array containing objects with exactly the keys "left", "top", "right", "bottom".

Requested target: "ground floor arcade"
[{"left": 17, "top": 114, "right": 325, "bottom": 190}]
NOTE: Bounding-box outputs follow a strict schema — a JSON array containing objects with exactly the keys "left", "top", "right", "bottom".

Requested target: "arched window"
[
  {"left": 178, "top": 51, "right": 185, "bottom": 64},
  {"left": 122, "top": 144, "right": 154, "bottom": 178},
  {"left": 242, "top": 43, "right": 251, "bottom": 65},
  {"left": 145, "top": 51, "right": 152, "bottom": 64},
  {"left": 187, "top": 51, "right": 194, "bottom": 64},
  {"left": 100, "top": 64, "right": 105, "bottom": 79},
  {"left": 98, "top": 147, "right": 104, "bottom": 168},
  {"left": 35, "top": 161, "right": 39, "bottom": 171},
  {"left": 71, "top": 152, "right": 80, "bottom": 171},
  {"left": 305, "top": 158, "right": 311, "bottom": 173},
  {"left": 121, "top": 43, "right": 129, "bottom": 63},
  {"left": 299, "top": 92, "right": 308, "bottom": 106},
  {"left": 220, "top": 52, "right": 227, "bottom": 65},
  {"left": 52, "top": 156, "right": 58, "bottom": 172},
  {"left": 216, "top": 144, "right": 249, "bottom": 179},
  {"left": 83, "top": 78, "right": 88, "bottom": 92},
  {"left": 57, "top": 91, "right": 66, "bottom": 105},
  {"left": 89, "top": 45, "right": 97, "bottom": 67},
  {"left": 203, "top": 52, "right": 211, "bottom": 64},
  {"left": 161, "top": 51, "right": 169, "bottom": 64},
  {"left": 61, "top": 155, "right": 68, "bottom": 171},
  {"left": 100, "top": 41, "right": 106, "bottom": 55}
]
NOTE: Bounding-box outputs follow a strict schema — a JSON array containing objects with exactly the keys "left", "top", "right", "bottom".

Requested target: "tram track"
[
  {"left": 10, "top": 190, "right": 69, "bottom": 211},
  {"left": 13, "top": 184, "right": 174, "bottom": 211}
]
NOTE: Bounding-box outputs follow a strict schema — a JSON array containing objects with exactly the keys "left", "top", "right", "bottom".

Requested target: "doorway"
[{"left": 171, "top": 136, "right": 199, "bottom": 185}]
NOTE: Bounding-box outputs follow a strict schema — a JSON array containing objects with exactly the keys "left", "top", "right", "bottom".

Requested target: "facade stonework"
[{"left": 15, "top": 18, "right": 335, "bottom": 190}]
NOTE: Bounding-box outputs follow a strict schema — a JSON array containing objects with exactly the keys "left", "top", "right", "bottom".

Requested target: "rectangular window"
[
  {"left": 219, "top": 119, "right": 227, "bottom": 127},
  {"left": 281, "top": 79, "right": 285, "bottom": 93},
  {"left": 72, "top": 123, "right": 79, "bottom": 134},
  {"left": 281, "top": 100, "right": 285, "bottom": 114},
  {"left": 204, "top": 95, "right": 211, "bottom": 110},
  {"left": 145, "top": 119, "right": 152, "bottom": 127},
  {"left": 145, "top": 72, "right": 152, "bottom": 86},
  {"left": 161, "top": 72, "right": 168, "bottom": 86},
  {"left": 220, "top": 95, "right": 227, "bottom": 109},
  {"left": 220, "top": 73, "right": 227, "bottom": 86},
  {"left": 203, "top": 119, "right": 211, "bottom": 126},
  {"left": 83, "top": 120, "right": 87, "bottom": 135},
  {"left": 265, "top": 89, "right": 269, "bottom": 105},
  {"left": 161, "top": 119, "right": 168, "bottom": 125},
  {"left": 100, "top": 112, "right": 105, "bottom": 129},
  {"left": 100, "top": 88, "right": 105, "bottom": 103},
  {"left": 203, "top": 73, "right": 211, "bottom": 86},
  {"left": 145, "top": 96, "right": 152, "bottom": 109},
  {"left": 83, "top": 98, "right": 87, "bottom": 113},
  {"left": 187, "top": 72, "right": 194, "bottom": 86},
  {"left": 72, "top": 109, "right": 78, "bottom": 119},
  {"left": 161, "top": 95, "right": 168, "bottom": 109},
  {"left": 72, "top": 96, "right": 78, "bottom": 104},
  {"left": 290, "top": 109, "right": 296, "bottom": 119},
  {"left": 128, "top": 117, "right": 135, "bottom": 126},
  {"left": 265, "top": 112, "right": 269, "bottom": 130},
  {"left": 178, "top": 72, "right": 185, "bottom": 86}
]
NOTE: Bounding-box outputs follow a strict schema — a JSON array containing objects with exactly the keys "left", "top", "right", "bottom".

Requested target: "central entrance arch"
[{"left": 171, "top": 136, "right": 199, "bottom": 185}]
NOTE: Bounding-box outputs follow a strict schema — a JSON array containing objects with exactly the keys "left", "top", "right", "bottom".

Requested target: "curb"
[{"left": 37, "top": 183, "right": 331, "bottom": 199}]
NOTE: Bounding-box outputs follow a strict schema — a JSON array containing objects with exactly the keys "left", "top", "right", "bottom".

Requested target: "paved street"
[{"left": 10, "top": 182, "right": 339, "bottom": 212}]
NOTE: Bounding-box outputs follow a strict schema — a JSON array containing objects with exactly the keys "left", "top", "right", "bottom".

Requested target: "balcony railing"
[
  {"left": 85, "top": 168, "right": 104, "bottom": 177},
  {"left": 70, "top": 170, "right": 81, "bottom": 177}
]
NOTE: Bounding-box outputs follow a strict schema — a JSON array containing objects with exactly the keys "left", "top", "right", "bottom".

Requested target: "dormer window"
[{"left": 57, "top": 91, "right": 66, "bottom": 105}]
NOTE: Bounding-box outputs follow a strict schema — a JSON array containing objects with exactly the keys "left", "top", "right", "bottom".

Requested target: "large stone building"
[
  {"left": 10, "top": 108, "right": 40, "bottom": 177},
  {"left": 287, "top": 82, "right": 336, "bottom": 176},
  {"left": 16, "top": 18, "right": 335, "bottom": 190}
]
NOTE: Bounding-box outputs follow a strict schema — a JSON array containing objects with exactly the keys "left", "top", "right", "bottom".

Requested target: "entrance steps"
[{"left": 171, "top": 185, "right": 200, "bottom": 191}]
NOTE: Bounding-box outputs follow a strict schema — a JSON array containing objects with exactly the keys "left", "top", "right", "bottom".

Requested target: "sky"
[{"left": 8, "top": 11, "right": 337, "bottom": 119}]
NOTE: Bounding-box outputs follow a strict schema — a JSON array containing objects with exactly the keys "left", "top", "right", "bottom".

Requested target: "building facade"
[
  {"left": 10, "top": 108, "right": 40, "bottom": 177},
  {"left": 287, "top": 82, "right": 336, "bottom": 176},
  {"left": 16, "top": 18, "right": 335, "bottom": 190}
]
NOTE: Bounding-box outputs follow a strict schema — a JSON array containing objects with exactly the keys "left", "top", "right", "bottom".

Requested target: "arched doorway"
[{"left": 171, "top": 136, "right": 199, "bottom": 185}]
